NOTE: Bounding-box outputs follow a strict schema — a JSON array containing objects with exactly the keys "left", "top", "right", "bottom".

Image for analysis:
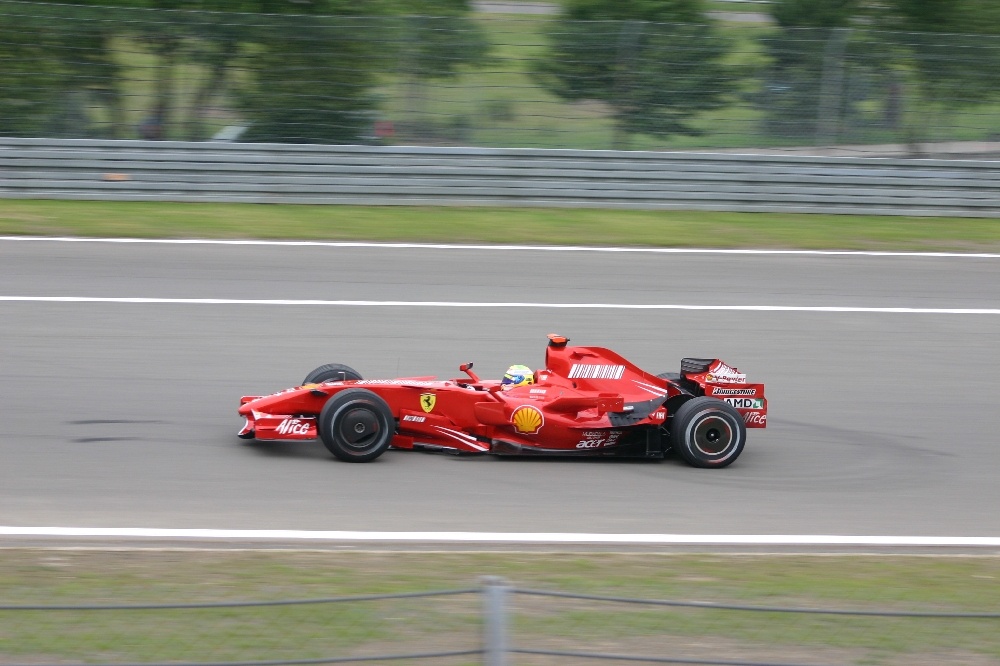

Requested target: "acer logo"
[
  {"left": 402, "top": 415, "right": 426, "bottom": 423},
  {"left": 276, "top": 419, "right": 310, "bottom": 435}
]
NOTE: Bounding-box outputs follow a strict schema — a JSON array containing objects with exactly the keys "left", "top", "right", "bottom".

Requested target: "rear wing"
[{"left": 680, "top": 358, "right": 767, "bottom": 428}]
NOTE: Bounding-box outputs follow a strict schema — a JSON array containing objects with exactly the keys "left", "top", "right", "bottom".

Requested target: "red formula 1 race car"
[{"left": 238, "top": 335, "right": 766, "bottom": 468}]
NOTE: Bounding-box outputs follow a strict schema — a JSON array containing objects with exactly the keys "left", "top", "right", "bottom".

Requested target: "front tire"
[
  {"left": 319, "top": 389, "right": 394, "bottom": 463},
  {"left": 670, "top": 397, "right": 746, "bottom": 468},
  {"left": 303, "top": 363, "right": 362, "bottom": 385}
]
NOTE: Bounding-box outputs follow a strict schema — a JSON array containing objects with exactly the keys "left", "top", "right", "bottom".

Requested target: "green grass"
[
  {"left": 2, "top": 199, "right": 1000, "bottom": 251},
  {"left": 1, "top": 550, "right": 998, "bottom": 664}
]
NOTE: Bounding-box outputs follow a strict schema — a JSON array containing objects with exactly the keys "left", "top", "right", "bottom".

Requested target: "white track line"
[
  {"left": 1, "top": 296, "right": 997, "bottom": 315},
  {"left": 2, "top": 527, "right": 999, "bottom": 547},
  {"left": 2, "top": 236, "right": 998, "bottom": 258}
]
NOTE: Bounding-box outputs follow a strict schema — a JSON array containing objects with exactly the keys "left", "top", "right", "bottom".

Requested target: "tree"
[
  {"left": 237, "top": 11, "right": 383, "bottom": 143},
  {"left": 534, "top": 0, "right": 737, "bottom": 149},
  {"left": 883, "top": 0, "right": 1000, "bottom": 34},
  {"left": 391, "top": 0, "right": 490, "bottom": 80},
  {"left": 769, "top": 0, "right": 858, "bottom": 29},
  {"left": 237, "top": 0, "right": 490, "bottom": 144},
  {"left": 876, "top": 0, "right": 1000, "bottom": 109},
  {"left": 0, "top": 0, "right": 490, "bottom": 142},
  {"left": 0, "top": 0, "right": 127, "bottom": 137},
  {"left": 759, "top": 0, "right": 893, "bottom": 142}
]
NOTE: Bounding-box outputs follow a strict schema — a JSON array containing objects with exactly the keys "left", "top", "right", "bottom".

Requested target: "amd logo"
[{"left": 724, "top": 398, "right": 763, "bottom": 409}]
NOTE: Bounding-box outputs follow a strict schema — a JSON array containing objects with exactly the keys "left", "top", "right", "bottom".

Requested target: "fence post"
[
  {"left": 612, "top": 19, "right": 644, "bottom": 151},
  {"left": 481, "top": 576, "right": 509, "bottom": 666},
  {"left": 816, "top": 27, "right": 850, "bottom": 146}
]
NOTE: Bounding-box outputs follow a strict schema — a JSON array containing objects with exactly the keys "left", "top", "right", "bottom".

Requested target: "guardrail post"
[{"left": 481, "top": 576, "right": 509, "bottom": 666}]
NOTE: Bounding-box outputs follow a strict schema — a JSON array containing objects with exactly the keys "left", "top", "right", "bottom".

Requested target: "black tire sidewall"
[
  {"left": 319, "top": 389, "right": 394, "bottom": 463},
  {"left": 671, "top": 396, "right": 746, "bottom": 468},
  {"left": 303, "top": 363, "right": 363, "bottom": 385}
]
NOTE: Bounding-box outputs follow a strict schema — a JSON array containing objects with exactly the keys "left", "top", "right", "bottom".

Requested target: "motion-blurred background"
[
  {"left": 2, "top": 0, "right": 999, "bottom": 156},
  {"left": 3, "top": 2, "right": 1000, "bottom": 664}
]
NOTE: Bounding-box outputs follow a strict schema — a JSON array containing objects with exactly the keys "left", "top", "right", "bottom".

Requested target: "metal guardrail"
[{"left": 2, "top": 138, "right": 1000, "bottom": 217}]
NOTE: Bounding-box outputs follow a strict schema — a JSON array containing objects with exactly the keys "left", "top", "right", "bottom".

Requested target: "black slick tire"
[
  {"left": 670, "top": 396, "right": 746, "bottom": 468},
  {"left": 303, "top": 363, "right": 362, "bottom": 385},
  {"left": 318, "top": 389, "right": 394, "bottom": 463}
]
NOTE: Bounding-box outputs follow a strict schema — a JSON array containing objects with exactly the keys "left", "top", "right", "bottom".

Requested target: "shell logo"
[{"left": 511, "top": 405, "right": 544, "bottom": 434}]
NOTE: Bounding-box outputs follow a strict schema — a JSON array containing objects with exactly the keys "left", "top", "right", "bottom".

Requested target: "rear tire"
[
  {"left": 670, "top": 397, "right": 745, "bottom": 468},
  {"left": 319, "top": 389, "right": 394, "bottom": 463},
  {"left": 303, "top": 363, "right": 362, "bottom": 385}
]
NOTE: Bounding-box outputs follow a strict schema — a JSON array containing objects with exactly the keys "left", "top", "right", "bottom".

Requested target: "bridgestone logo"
[
  {"left": 711, "top": 388, "right": 756, "bottom": 396},
  {"left": 568, "top": 364, "right": 626, "bottom": 380}
]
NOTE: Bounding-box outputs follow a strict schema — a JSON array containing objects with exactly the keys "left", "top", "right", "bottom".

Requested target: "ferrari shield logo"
[{"left": 420, "top": 393, "right": 436, "bottom": 413}]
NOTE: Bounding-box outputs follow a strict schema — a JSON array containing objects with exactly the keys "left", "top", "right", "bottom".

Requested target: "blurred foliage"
[
  {"left": 759, "top": 0, "right": 1000, "bottom": 142},
  {"left": 885, "top": 0, "right": 1000, "bottom": 35},
  {"left": 0, "top": 0, "right": 999, "bottom": 146},
  {"left": 236, "top": 13, "right": 382, "bottom": 143},
  {"left": 392, "top": 1, "right": 492, "bottom": 80},
  {"left": 556, "top": 0, "right": 708, "bottom": 23},
  {"left": 878, "top": 0, "right": 1000, "bottom": 109},
  {"left": 769, "top": 0, "right": 860, "bottom": 28},
  {"left": 0, "top": 0, "right": 489, "bottom": 141},
  {"left": 757, "top": 27, "right": 895, "bottom": 142},
  {"left": 0, "top": 1, "right": 125, "bottom": 136},
  {"left": 534, "top": 0, "right": 738, "bottom": 148},
  {"left": 766, "top": 0, "right": 1000, "bottom": 120}
]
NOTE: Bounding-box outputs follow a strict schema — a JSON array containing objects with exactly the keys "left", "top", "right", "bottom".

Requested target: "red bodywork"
[{"left": 238, "top": 335, "right": 766, "bottom": 458}]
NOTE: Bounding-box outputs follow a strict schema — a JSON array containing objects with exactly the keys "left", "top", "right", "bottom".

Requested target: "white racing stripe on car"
[
  {"left": 2, "top": 526, "right": 1000, "bottom": 546},
  {"left": 2, "top": 236, "right": 999, "bottom": 259},
  {"left": 432, "top": 426, "right": 489, "bottom": 451},
  {"left": 633, "top": 380, "right": 670, "bottom": 397},
  {"left": 2, "top": 296, "right": 999, "bottom": 315}
]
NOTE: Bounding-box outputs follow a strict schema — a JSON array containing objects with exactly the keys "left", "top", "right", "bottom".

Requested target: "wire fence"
[
  {"left": 1, "top": 1, "right": 1000, "bottom": 156},
  {"left": 3, "top": 578, "right": 999, "bottom": 665}
]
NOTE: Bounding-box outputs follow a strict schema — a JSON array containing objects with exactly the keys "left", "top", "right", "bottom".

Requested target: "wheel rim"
[
  {"left": 337, "top": 406, "right": 382, "bottom": 451},
  {"left": 692, "top": 414, "right": 733, "bottom": 456}
]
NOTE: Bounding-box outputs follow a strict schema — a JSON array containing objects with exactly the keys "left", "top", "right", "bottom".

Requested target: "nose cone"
[{"left": 238, "top": 395, "right": 261, "bottom": 415}]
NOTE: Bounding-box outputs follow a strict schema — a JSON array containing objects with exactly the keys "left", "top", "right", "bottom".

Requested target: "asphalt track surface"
[{"left": 2, "top": 238, "right": 1000, "bottom": 550}]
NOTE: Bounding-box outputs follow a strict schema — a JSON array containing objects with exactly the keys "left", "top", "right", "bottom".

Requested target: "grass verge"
[
  {"left": 1, "top": 550, "right": 998, "bottom": 664},
  {"left": 2, "top": 200, "right": 1000, "bottom": 251}
]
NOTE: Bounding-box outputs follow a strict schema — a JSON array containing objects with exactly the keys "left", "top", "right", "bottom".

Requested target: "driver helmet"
[{"left": 501, "top": 364, "right": 534, "bottom": 391}]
